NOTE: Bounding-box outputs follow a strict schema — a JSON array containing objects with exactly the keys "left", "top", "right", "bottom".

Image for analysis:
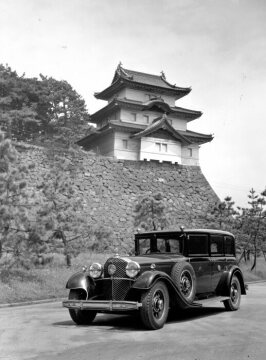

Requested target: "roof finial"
[
  {"left": 117, "top": 61, "right": 123, "bottom": 69},
  {"left": 160, "top": 70, "right": 166, "bottom": 80}
]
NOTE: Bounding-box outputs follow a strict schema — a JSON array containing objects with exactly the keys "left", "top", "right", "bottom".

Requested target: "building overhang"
[
  {"left": 90, "top": 98, "right": 202, "bottom": 124},
  {"left": 76, "top": 120, "right": 213, "bottom": 149},
  {"left": 94, "top": 64, "right": 191, "bottom": 101}
]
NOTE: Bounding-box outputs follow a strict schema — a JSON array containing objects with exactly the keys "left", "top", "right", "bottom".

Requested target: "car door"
[
  {"left": 210, "top": 234, "right": 226, "bottom": 291},
  {"left": 187, "top": 234, "right": 212, "bottom": 295}
]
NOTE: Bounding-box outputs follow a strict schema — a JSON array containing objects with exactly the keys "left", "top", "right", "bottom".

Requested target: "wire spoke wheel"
[
  {"left": 224, "top": 275, "right": 241, "bottom": 311},
  {"left": 140, "top": 281, "right": 169, "bottom": 330},
  {"left": 230, "top": 281, "right": 240, "bottom": 304},
  {"left": 171, "top": 262, "right": 196, "bottom": 304},
  {"left": 152, "top": 290, "right": 165, "bottom": 320},
  {"left": 180, "top": 270, "right": 193, "bottom": 298}
]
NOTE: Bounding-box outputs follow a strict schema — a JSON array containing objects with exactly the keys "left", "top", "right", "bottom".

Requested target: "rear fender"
[
  {"left": 66, "top": 271, "right": 94, "bottom": 298},
  {"left": 216, "top": 265, "right": 246, "bottom": 296}
]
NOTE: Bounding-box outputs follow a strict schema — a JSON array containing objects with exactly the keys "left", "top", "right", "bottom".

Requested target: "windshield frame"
[{"left": 135, "top": 232, "right": 185, "bottom": 256}]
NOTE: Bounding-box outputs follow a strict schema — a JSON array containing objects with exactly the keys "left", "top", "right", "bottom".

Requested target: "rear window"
[
  {"left": 188, "top": 234, "right": 208, "bottom": 256},
  {"left": 210, "top": 235, "right": 224, "bottom": 256},
  {"left": 224, "top": 236, "right": 235, "bottom": 256}
]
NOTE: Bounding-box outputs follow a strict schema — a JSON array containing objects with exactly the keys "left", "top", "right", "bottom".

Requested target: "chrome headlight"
[
  {"left": 126, "top": 261, "right": 140, "bottom": 278},
  {"left": 89, "top": 263, "right": 103, "bottom": 279}
]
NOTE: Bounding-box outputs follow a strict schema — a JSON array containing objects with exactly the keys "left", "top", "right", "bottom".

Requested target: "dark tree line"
[{"left": 0, "top": 64, "right": 91, "bottom": 146}]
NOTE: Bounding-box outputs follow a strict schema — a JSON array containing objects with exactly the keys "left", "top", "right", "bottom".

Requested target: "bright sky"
[{"left": 1, "top": 0, "right": 266, "bottom": 207}]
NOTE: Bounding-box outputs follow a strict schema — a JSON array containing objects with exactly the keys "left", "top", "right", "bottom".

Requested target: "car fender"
[
  {"left": 131, "top": 270, "right": 199, "bottom": 309},
  {"left": 216, "top": 265, "right": 246, "bottom": 296},
  {"left": 66, "top": 271, "right": 93, "bottom": 298}
]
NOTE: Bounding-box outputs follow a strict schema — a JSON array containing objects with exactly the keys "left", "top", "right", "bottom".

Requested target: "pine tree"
[
  {"left": 0, "top": 64, "right": 90, "bottom": 146},
  {"left": 0, "top": 130, "right": 33, "bottom": 264},
  {"left": 134, "top": 192, "right": 169, "bottom": 231},
  {"left": 34, "top": 152, "right": 88, "bottom": 266}
]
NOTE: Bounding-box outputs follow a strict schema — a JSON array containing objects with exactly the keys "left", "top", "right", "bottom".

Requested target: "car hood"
[{"left": 125, "top": 254, "right": 185, "bottom": 265}]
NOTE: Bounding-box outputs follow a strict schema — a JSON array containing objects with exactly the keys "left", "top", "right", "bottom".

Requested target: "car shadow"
[
  {"left": 53, "top": 306, "right": 226, "bottom": 331},
  {"left": 167, "top": 306, "right": 225, "bottom": 324}
]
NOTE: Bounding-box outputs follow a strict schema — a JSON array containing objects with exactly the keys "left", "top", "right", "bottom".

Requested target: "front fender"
[
  {"left": 132, "top": 270, "right": 164, "bottom": 290},
  {"left": 131, "top": 271, "right": 200, "bottom": 309},
  {"left": 216, "top": 265, "right": 246, "bottom": 296},
  {"left": 66, "top": 271, "right": 93, "bottom": 297}
]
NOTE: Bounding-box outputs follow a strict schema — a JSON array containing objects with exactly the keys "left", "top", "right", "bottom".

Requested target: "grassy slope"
[{"left": 0, "top": 254, "right": 265, "bottom": 304}]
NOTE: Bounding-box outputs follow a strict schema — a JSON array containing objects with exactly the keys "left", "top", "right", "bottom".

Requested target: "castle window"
[
  {"left": 155, "top": 142, "right": 161, "bottom": 152},
  {"left": 122, "top": 139, "right": 128, "bottom": 149},
  {"left": 144, "top": 115, "right": 149, "bottom": 124},
  {"left": 188, "top": 148, "right": 193, "bottom": 157},
  {"left": 131, "top": 113, "right": 137, "bottom": 122},
  {"left": 162, "top": 143, "right": 168, "bottom": 152},
  {"left": 155, "top": 142, "right": 168, "bottom": 152}
]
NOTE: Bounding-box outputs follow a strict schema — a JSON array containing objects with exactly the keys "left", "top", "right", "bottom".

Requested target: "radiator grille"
[
  {"left": 101, "top": 257, "right": 132, "bottom": 300},
  {"left": 104, "top": 257, "right": 127, "bottom": 278}
]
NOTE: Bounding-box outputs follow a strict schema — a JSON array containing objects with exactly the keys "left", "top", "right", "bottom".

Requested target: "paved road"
[{"left": 0, "top": 283, "right": 265, "bottom": 360}]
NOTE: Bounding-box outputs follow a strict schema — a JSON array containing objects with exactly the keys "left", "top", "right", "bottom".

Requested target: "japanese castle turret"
[{"left": 78, "top": 63, "right": 213, "bottom": 165}]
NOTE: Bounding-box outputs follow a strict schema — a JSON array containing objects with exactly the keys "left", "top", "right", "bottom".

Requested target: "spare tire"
[{"left": 171, "top": 262, "right": 196, "bottom": 303}]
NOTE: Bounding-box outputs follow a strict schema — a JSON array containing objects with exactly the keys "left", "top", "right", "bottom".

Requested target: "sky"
[{"left": 1, "top": 0, "right": 266, "bottom": 207}]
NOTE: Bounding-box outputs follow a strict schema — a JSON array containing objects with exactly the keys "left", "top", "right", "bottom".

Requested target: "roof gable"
[{"left": 132, "top": 114, "right": 191, "bottom": 145}]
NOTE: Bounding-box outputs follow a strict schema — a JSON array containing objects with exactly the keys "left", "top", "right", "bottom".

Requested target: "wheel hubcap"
[
  {"left": 180, "top": 271, "right": 192, "bottom": 297},
  {"left": 231, "top": 283, "right": 239, "bottom": 304},
  {"left": 152, "top": 290, "right": 164, "bottom": 319}
]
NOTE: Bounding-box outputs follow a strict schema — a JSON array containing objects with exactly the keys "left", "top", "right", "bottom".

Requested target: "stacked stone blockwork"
[{"left": 17, "top": 143, "right": 219, "bottom": 250}]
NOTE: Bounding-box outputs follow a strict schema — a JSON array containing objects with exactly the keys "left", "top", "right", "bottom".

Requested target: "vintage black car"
[{"left": 63, "top": 228, "right": 246, "bottom": 330}]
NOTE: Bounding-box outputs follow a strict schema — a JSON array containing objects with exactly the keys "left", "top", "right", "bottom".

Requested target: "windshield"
[{"left": 137, "top": 235, "right": 183, "bottom": 255}]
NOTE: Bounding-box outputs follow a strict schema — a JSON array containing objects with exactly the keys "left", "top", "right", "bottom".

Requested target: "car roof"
[{"left": 135, "top": 228, "right": 234, "bottom": 237}]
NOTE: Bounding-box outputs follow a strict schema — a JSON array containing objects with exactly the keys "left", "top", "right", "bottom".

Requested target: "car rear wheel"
[
  {"left": 223, "top": 275, "right": 241, "bottom": 311},
  {"left": 68, "top": 289, "right": 97, "bottom": 325},
  {"left": 140, "top": 281, "right": 169, "bottom": 330},
  {"left": 171, "top": 262, "right": 196, "bottom": 304}
]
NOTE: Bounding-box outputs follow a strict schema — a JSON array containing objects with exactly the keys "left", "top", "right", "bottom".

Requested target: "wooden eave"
[
  {"left": 94, "top": 78, "right": 191, "bottom": 101},
  {"left": 179, "top": 130, "right": 214, "bottom": 144},
  {"left": 91, "top": 98, "right": 201, "bottom": 123},
  {"left": 76, "top": 128, "right": 113, "bottom": 147}
]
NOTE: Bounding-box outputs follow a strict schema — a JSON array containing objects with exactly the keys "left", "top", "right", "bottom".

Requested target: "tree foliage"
[
  {"left": 34, "top": 153, "right": 86, "bottom": 266},
  {"left": 0, "top": 130, "right": 34, "bottom": 265},
  {"left": 0, "top": 64, "right": 90, "bottom": 146},
  {"left": 134, "top": 192, "right": 169, "bottom": 231},
  {"left": 206, "top": 189, "right": 266, "bottom": 271}
]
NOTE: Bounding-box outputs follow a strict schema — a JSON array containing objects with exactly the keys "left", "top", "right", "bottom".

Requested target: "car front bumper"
[{"left": 62, "top": 299, "right": 142, "bottom": 311}]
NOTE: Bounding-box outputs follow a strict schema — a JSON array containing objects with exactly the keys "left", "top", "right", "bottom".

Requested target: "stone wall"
[{"left": 16, "top": 143, "right": 220, "bottom": 248}]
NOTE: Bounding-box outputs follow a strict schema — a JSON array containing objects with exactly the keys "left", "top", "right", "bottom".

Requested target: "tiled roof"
[
  {"left": 90, "top": 98, "right": 202, "bottom": 123},
  {"left": 77, "top": 120, "right": 213, "bottom": 147},
  {"left": 95, "top": 64, "right": 191, "bottom": 100},
  {"left": 131, "top": 115, "right": 191, "bottom": 145},
  {"left": 117, "top": 67, "right": 189, "bottom": 91}
]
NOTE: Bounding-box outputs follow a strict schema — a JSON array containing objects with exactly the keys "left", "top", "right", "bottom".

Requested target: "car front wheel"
[
  {"left": 223, "top": 275, "right": 241, "bottom": 311},
  {"left": 68, "top": 289, "right": 97, "bottom": 325},
  {"left": 140, "top": 281, "right": 169, "bottom": 330}
]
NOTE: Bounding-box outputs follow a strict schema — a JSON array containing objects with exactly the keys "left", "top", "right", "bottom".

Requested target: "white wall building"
[{"left": 78, "top": 64, "right": 213, "bottom": 165}]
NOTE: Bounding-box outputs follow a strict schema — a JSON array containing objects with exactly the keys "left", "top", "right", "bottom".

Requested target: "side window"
[
  {"left": 168, "top": 239, "right": 181, "bottom": 253},
  {"left": 224, "top": 236, "right": 235, "bottom": 256},
  {"left": 188, "top": 234, "right": 208, "bottom": 256},
  {"left": 210, "top": 235, "right": 224, "bottom": 256}
]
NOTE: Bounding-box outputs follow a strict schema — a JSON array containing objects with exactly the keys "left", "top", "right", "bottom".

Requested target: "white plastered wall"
[
  {"left": 140, "top": 137, "right": 182, "bottom": 164},
  {"left": 113, "top": 131, "right": 140, "bottom": 160},
  {"left": 181, "top": 145, "right": 199, "bottom": 166}
]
